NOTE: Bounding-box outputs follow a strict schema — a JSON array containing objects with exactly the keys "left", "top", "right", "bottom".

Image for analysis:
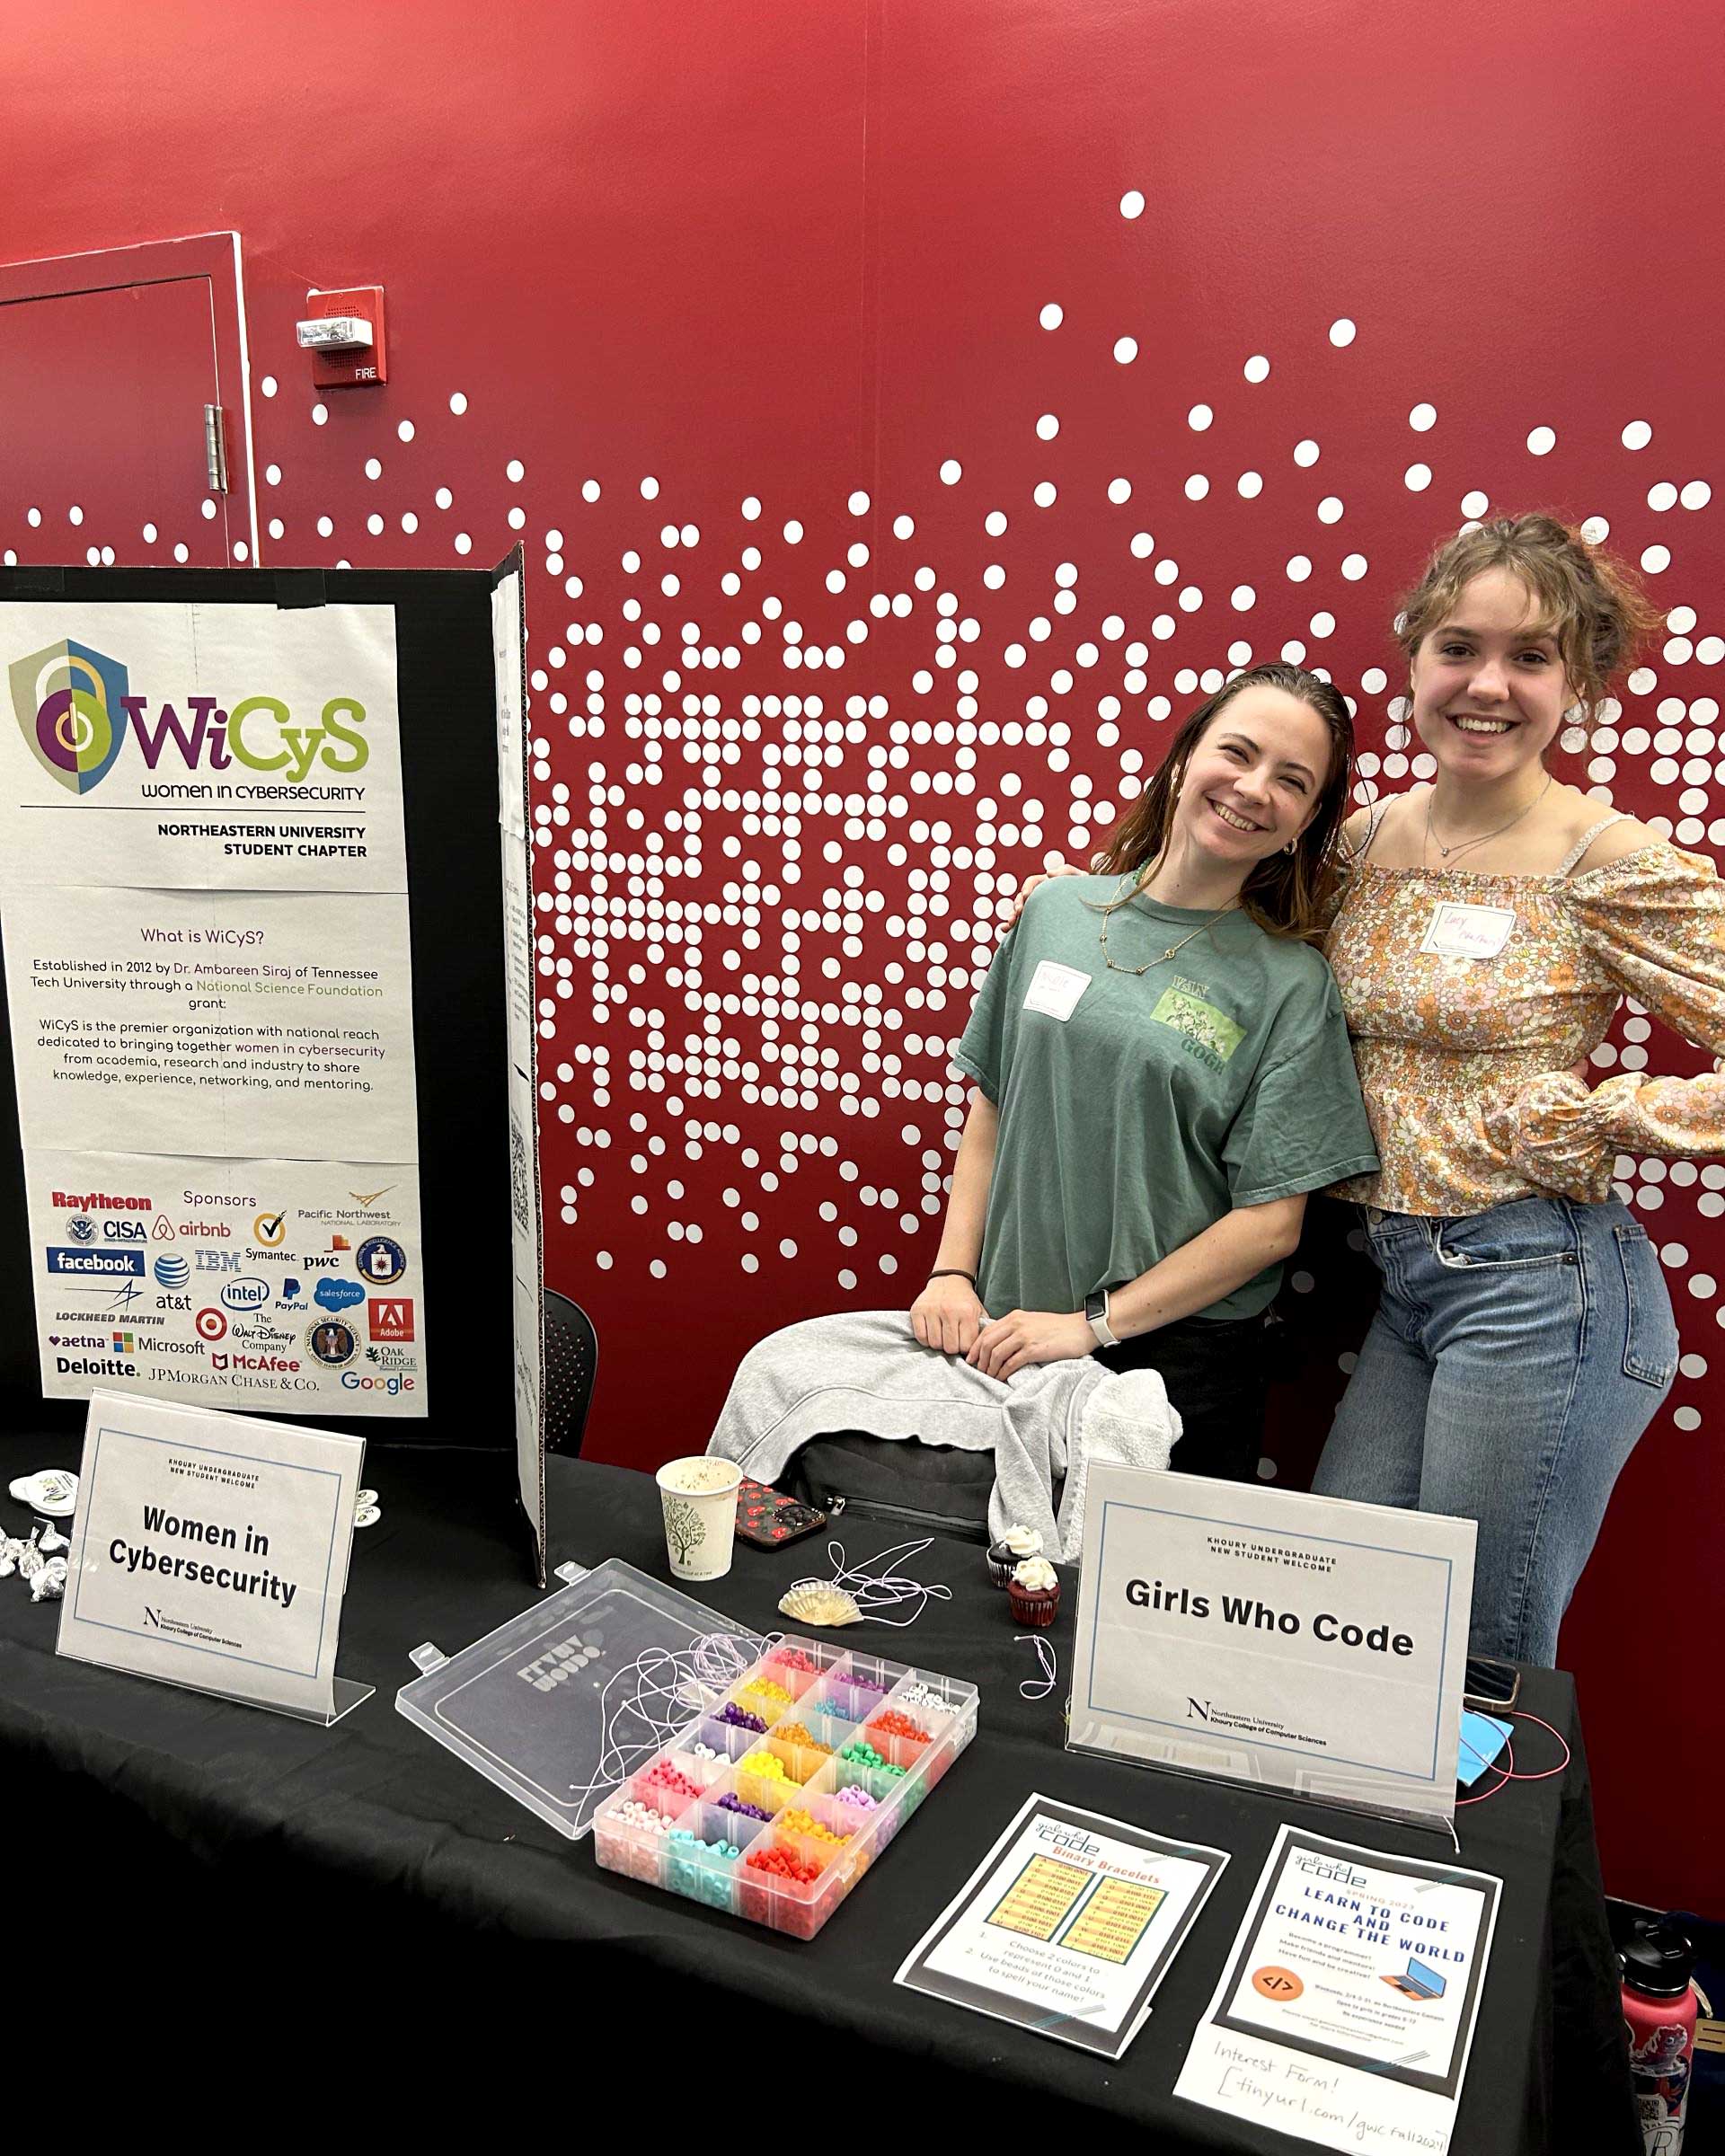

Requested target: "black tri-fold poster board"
[{"left": 0, "top": 549, "right": 547, "bottom": 1581}]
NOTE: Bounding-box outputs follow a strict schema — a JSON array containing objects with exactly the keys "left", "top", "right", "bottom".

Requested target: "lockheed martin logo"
[{"left": 11, "top": 640, "right": 131, "bottom": 794}]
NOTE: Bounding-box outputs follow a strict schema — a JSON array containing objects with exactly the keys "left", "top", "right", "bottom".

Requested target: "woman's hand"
[
  {"left": 910, "top": 1275, "right": 991, "bottom": 1355},
  {"left": 967, "top": 1308, "right": 1093, "bottom": 1380},
  {"left": 1003, "top": 862, "right": 1087, "bottom": 931}
]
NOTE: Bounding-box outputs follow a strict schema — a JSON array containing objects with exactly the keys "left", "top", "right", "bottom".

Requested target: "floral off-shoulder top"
[{"left": 1323, "top": 806, "right": 1725, "bottom": 1215}]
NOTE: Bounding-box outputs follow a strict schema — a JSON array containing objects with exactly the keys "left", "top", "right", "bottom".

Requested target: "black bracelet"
[{"left": 926, "top": 1268, "right": 977, "bottom": 1286}]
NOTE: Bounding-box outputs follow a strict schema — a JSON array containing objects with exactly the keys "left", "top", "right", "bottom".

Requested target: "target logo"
[{"left": 195, "top": 1307, "right": 227, "bottom": 1342}]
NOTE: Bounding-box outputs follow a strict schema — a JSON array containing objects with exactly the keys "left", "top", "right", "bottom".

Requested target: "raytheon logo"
[
  {"left": 51, "top": 1189, "right": 153, "bottom": 1211},
  {"left": 10, "top": 638, "right": 372, "bottom": 793}
]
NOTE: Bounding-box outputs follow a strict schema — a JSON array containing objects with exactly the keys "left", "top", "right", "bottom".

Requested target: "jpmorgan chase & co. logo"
[{"left": 11, "top": 641, "right": 131, "bottom": 794}]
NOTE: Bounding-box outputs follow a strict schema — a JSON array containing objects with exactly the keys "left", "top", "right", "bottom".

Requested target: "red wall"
[{"left": 5, "top": 0, "right": 1721, "bottom": 1912}]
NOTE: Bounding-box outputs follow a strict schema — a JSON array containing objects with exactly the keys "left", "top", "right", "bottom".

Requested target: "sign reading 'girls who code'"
[{"left": 1070, "top": 1466, "right": 1476, "bottom": 1824}]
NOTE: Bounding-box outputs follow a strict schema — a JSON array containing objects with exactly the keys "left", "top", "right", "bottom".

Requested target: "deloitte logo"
[{"left": 154, "top": 1252, "right": 191, "bottom": 1287}]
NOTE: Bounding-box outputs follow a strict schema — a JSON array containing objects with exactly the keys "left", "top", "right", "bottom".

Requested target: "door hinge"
[{"left": 204, "top": 403, "right": 230, "bottom": 495}]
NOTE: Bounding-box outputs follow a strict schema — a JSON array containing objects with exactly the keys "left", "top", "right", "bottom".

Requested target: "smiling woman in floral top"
[{"left": 1312, "top": 512, "right": 1723, "bottom": 1666}]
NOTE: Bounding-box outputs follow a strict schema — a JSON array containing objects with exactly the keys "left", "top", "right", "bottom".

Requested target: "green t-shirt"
[{"left": 953, "top": 874, "right": 1378, "bottom": 1322}]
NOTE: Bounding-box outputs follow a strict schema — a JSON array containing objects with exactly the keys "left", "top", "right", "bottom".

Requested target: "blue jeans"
[{"left": 1312, "top": 1196, "right": 1676, "bottom": 1667}]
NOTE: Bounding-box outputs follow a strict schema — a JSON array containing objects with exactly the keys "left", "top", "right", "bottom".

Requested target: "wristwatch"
[{"left": 1084, "top": 1289, "right": 1119, "bottom": 1350}]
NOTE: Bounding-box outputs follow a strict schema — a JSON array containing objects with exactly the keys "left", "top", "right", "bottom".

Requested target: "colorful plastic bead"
[
  {"left": 772, "top": 1721, "right": 833, "bottom": 1757},
  {"left": 835, "top": 1784, "right": 880, "bottom": 1811},
  {"left": 779, "top": 1807, "right": 852, "bottom": 1846},
  {"left": 739, "top": 1676, "right": 793, "bottom": 1707},
  {"left": 641, "top": 1762, "right": 703, "bottom": 1803},
  {"left": 870, "top": 1710, "right": 932, "bottom": 1744},
  {"left": 769, "top": 1648, "right": 823, "bottom": 1674},
  {"left": 746, "top": 1843, "right": 821, "bottom": 1885},
  {"left": 716, "top": 1702, "right": 768, "bottom": 1732},
  {"left": 738, "top": 1750, "right": 800, "bottom": 1787},
  {"left": 717, "top": 1792, "right": 773, "bottom": 1821}
]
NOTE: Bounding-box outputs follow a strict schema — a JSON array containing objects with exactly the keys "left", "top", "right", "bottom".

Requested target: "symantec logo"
[
  {"left": 51, "top": 1189, "right": 152, "bottom": 1211},
  {"left": 10, "top": 639, "right": 372, "bottom": 794}
]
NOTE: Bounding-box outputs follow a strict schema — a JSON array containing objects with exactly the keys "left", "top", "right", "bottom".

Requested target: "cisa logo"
[{"left": 10, "top": 638, "right": 371, "bottom": 795}]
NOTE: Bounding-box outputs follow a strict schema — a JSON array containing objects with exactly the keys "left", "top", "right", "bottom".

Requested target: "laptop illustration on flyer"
[{"left": 1382, "top": 1955, "right": 1448, "bottom": 2001}]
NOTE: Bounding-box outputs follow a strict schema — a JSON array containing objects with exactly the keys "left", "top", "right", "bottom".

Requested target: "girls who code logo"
[{"left": 8, "top": 637, "right": 372, "bottom": 791}]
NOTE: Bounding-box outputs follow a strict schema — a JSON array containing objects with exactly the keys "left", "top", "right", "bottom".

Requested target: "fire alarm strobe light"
[
  {"left": 296, "top": 315, "right": 373, "bottom": 350},
  {"left": 303, "top": 285, "right": 388, "bottom": 386}
]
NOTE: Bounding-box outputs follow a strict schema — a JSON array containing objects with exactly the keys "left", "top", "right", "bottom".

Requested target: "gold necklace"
[
  {"left": 1098, "top": 882, "right": 1239, "bottom": 976},
  {"left": 1425, "top": 773, "right": 1552, "bottom": 863}
]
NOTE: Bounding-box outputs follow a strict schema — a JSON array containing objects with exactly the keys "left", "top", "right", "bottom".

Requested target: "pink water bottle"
[{"left": 1621, "top": 1919, "right": 1699, "bottom": 2154}]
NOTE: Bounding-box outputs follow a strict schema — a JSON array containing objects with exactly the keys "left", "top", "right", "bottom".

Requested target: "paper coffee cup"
[{"left": 655, "top": 1455, "right": 743, "bottom": 1582}]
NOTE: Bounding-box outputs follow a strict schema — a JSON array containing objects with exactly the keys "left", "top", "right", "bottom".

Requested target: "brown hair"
[
  {"left": 1088, "top": 662, "right": 1354, "bottom": 943},
  {"left": 1397, "top": 512, "right": 1659, "bottom": 725}
]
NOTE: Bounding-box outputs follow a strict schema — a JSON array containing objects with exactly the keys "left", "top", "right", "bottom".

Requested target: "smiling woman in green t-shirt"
[{"left": 921, "top": 661, "right": 1378, "bottom": 1479}]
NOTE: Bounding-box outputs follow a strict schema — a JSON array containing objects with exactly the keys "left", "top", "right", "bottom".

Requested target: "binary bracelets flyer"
[
  {"left": 1175, "top": 1825, "right": 1500, "bottom": 2152},
  {"left": 895, "top": 1793, "right": 1228, "bottom": 2057}
]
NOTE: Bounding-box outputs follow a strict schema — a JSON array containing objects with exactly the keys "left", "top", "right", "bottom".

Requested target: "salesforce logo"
[
  {"left": 154, "top": 1253, "right": 191, "bottom": 1287},
  {"left": 314, "top": 1277, "right": 366, "bottom": 1312}
]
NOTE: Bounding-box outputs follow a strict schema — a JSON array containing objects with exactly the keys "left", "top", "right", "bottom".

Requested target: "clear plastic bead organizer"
[
  {"left": 395, "top": 1558, "right": 771, "bottom": 1842},
  {"left": 591, "top": 1635, "right": 979, "bottom": 1939}
]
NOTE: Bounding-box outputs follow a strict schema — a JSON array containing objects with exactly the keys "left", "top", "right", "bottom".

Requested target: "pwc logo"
[{"left": 9, "top": 637, "right": 371, "bottom": 794}]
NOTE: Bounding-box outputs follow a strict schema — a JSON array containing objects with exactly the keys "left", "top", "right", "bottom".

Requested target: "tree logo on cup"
[{"left": 663, "top": 1497, "right": 706, "bottom": 1567}]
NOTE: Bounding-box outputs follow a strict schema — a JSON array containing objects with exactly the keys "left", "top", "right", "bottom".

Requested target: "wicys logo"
[
  {"left": 10, "top": 639, "right": 370, "bottom": 793},
  {"left": 11, "top": 641, "right": 131, "bottom": 793}
]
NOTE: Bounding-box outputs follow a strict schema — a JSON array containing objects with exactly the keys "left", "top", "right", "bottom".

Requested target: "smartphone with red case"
[{"left": 734, "top": 1478, "right": 828, "bottom": 1550}]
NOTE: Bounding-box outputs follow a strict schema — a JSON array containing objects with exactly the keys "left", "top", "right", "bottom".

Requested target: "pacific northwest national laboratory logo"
[{"left": 11, "top": 641, "right": 131, "bottom": 793}]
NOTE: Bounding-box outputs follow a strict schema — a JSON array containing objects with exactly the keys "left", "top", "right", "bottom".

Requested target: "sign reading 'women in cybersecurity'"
[
  {"left": 1070, "top": 1467, "right": 1476, "bottom": 1822},
  {"left": 0, "top": 601, "right": 429, "bottom": 1416}
]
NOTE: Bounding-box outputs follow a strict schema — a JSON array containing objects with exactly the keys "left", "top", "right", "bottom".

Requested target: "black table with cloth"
[{"left": 3, "top": 1443, "right": 1635, "bottom": 2150}]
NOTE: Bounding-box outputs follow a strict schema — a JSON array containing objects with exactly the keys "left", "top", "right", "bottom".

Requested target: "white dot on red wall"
[
  {"left": 1317, "top": 496, "right": 1344, "bottom": 523},
  {"left": 455, "top": 532, "right": 473, "bottom": 555},
  {"left": 893, "top": 514, "right": 915, "bottom": 538},
  {"left": 783, "top": 519, "right": 804, "bottom": 542},
  {"left": 1648, "top": 482, "right": 1677, "bottom": 512},
  {"left": 402, "top": 511, "right": 418, "bottom": 533},
  {"left": 1294, "top": 439, "right": 1320, "bottom": 467},
  {"left": 1622, "top": 420, "right": 1653, "bottom": 450},
  {"left": 264, "top": 464, "right": 281, "bottom": 486},
  {"left": 1682, "top": 481, "right": 1712, "bottom": 510},
  {"left": 1526, "top": 425, "right": 1557, "bottom": 456},
  {"left": 847, "top": 490, "right": 870, "bottom": 515},
  {"left": 509, "top": 507, "right": 526, "bottom": 529},
  {"left": 1328, "top": 317, "right": 1357, "bottom": 347},
  {"left": 1642, "top": 545, "right": 1671, "bottom": 573},
  {"left": 1036, "top": 413, "right": 1059, "bottom": 441},
  {"left": 1237, "top": 471, "right": 1263, "bottom": 499},
  {"left": 448, "top": 392, "right": 468, "bottom": 414},
  {"left": 1404, "top": 464, "right": 1432, "bottom": 491},
  {"left": 507, "top": 458, "right": 525, "bottom": 482},
  {"left": 1033, "top": 482, "right": 1057, "bottom": 508},
  {"left": 1039, "top": 303, "right": 1064, "bottom": 331},
  {"left": 1188, "top": 404, "right": 1212, "bottom": 432},
  {"left": 435, "top": 486, "right": 453, "bottom": 509},
  {"left": 640, "top": 475, "right": 659, "bottom": 499},
  {"left": 26, "top": 508, "right": 40, "bottom": 526},
  {"left": 312, "top": 404, "right": 328, "bottom": 426},
  {"left": 67, "top": 505, "right": 84, "bottom": 526},
  {"left": 316, "top": 516, "right": 333, "bottom": 537},
  {"left": 582, "top": 480, "right": 600, "bottom": 502},
  {"left": 232, "top": 541, "right": 248, "bottom": 562},
  {"left": 1286, "top": 555, "right": 1312, "bottom": 581},
  {"left": 260, "top": 375, "right": 278, "bottom": 397},
  {"left": 1341, "top": 553, "right": 1368, "bottom": 580},
  {"left": 367, "top": 514, "right": 384, "bottom": 535},
  {"left": 1460, "top": 490, "right": 1491, "bottom": 519},
  {"left": 397, "top": 420, "right": 415, "bottom": 442},
  {"left": 142, "top": 523, "right": 157, "bottom": 543},
  {"left": 1113, "top": 337, "right": 1138, "bottom": 364},
  {"left": 1185, "top": 474, "right": 1209, "bottom": 501},
  {"left": 173, "top": 543, "right": 189, "bottom": 562},
  {"left": 268, "top": 518, "right": 284, "bottom": 540},
  {"left": 1119, "top": 189, "right": 1146, "bottom": 218},
  {"left": 1243, "top": 354, "right": 1269, "bottom": 383},
  {"left": 1410, "top": 402, "right": 1438, "bottom": 431},
  {"left": 1674, "top": 1406, "right": 1703, "bottom": 1431},
  {"left": 1230, "top": 585, "right": 1255, "bottom": 610}
]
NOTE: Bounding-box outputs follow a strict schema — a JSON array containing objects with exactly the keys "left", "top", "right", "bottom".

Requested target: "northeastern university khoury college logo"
[{"left": 9, "top": 639, "right": 371, "bottom": 792}]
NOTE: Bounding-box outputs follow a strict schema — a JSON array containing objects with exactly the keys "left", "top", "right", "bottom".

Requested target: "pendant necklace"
[
  {"left": 1098, "top": 877, "right": 1238, "bottom": 977},
  {"left": 1425, "top": 773, "right": 1552, "bottom": 864}
]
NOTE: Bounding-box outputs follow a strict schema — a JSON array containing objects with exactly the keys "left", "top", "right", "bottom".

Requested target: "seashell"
[{"left": 777, "top": 1578, "right": 863, "bottom": 1627}]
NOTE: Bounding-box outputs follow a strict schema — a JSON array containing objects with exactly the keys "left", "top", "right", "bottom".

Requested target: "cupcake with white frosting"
[
  {"left": 987, "top": 1523, "right": 1042, "bottom": 1588},
  {"left": 1008, "top": 1556, "right": 1060, "bottom": 1629}
]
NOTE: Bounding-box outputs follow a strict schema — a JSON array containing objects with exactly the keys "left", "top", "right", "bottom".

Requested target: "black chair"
[{"left": 542, "top": 1288, "right": 598, "bottom": 1456}]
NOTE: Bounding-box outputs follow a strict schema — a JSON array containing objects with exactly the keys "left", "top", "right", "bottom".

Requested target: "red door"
[{"left": 0, "top": 233, "right": 257, "bottom": 570}]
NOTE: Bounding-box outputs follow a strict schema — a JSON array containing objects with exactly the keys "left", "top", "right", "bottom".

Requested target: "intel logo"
[
  {"left": 220, "top": 1277, "right": 270, "bottom": 1311},
  {"left": 154, "top": 1253, "right": 190, "bottom": 1287}
]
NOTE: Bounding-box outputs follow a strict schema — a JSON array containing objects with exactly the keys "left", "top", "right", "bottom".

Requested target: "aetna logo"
[{"left": 51, "top": 1189, "right": 151, "bottom": 1211}]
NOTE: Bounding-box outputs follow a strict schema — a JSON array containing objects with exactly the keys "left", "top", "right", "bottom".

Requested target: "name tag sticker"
[
  {"left": 1420, "top": 902, "right": 1517, "bottom": 960},
  {"left": 1022, "top": 959, "right": 1092, "bottom": 1021}
]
